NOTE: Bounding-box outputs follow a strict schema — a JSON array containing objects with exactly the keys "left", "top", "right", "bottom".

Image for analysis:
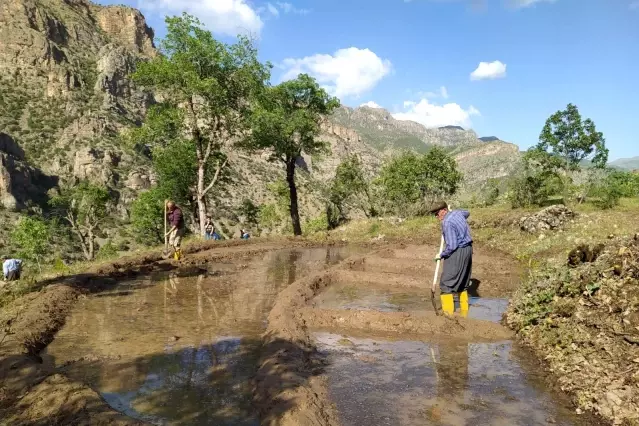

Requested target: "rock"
[
  {"left": 518, "top": 205, "right": 577, "bottom": 233},
  {"left": 72, "top": 147, "right": 119, "bottom": 185}
]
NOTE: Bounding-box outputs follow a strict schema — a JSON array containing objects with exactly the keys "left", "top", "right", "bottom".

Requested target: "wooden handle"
[
  {"left": 432, "top": 234, "right": 445, "bottom": 292},
  {"left": 164, "top": 201, "right": 168, "bottom": 248}
]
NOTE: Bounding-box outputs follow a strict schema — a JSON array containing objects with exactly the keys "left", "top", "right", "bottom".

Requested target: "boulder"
[{"left": 518, "top": 204, "right": 576, "bottom": 233}]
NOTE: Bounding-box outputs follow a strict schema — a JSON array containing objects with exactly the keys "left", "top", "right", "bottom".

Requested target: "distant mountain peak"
[{"left": 479, "top": 136, "right": 500, "bottom": 142}]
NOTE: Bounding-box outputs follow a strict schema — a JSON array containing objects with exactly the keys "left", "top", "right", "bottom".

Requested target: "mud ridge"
[
  {"left": 0, "top": 239, "right": 342, "bottom": 425},
  {"left": 299, "top": 308, "right": 513, "bottom": 342}
]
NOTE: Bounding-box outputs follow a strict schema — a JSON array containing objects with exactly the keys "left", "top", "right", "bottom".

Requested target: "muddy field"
[{"left": 0, "top": 239, "right": 602, "bottom": 425}]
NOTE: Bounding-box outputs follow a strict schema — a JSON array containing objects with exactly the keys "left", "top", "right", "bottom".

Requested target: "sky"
[{"left": 96, "top": 0, "right": 638, "bottom": 160}]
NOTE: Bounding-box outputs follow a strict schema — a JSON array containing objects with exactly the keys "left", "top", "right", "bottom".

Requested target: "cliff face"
[
  {"left": 0, "top": 0, "right": 154, "bottom": 190},
  {"left": 0, "top": 0, "right": 523, "bottom": 241}
]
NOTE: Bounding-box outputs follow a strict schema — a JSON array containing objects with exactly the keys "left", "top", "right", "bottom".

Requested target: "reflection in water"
[
  {"left": 315, "top": 333, "right": 595, "bottom": 426},
  {"left": 44, "top": 246, "right": 363, "bottom": 426}
]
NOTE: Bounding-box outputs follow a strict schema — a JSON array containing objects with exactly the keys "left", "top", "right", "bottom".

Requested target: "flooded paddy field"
[
  {"left": 2, "top": 241, "right": 603, "bottom": 425},
  {"left": 42, "top": 246, "right": 364, "bottom": 425}
]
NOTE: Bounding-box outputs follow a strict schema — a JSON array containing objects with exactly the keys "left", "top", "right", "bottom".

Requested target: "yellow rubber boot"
[
  {"left": 174, "top": 249, "right": 182, "bottom": 261},
  {"left": 440, "top": 293, "right": 454, "bottom": 315},
  {"left": 459, "top": 291, "right": 469, "bottom": 318}
]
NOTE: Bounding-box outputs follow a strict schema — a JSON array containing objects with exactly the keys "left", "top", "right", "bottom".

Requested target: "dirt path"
[{"left": 0, "top": 239, "right": 521, "bottom": 425}]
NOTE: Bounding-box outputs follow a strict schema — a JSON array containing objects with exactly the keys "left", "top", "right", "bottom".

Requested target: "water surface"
[{"left": 44, "top": 246, "right": 362, "bottom": 425}]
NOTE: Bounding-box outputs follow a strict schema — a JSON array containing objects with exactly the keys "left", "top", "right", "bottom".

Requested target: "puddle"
[
  {"left": 43, "top": 246, "right": 362, "bottom": 425},
  {"left": 313, "top": 284, "right": 509, "bottom": 323},
  {"left": 315, "top": 332, "right": 597, "bottom": 426}
]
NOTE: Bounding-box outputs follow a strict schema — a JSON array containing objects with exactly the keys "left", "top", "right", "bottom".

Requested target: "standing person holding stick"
[
  {"left": 165, "top": 200, "right": 185, "bottom": 260},
  {"left": 429, "top": 201, "right": 473, "bottom": 316}
]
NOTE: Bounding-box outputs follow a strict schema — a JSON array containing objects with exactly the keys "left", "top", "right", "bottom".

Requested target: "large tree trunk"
[
  {"left": 196, "top": 162, "right": 207, "bottom": 237},
  {"left": 88, "top": 230, "right": 95, "bottom": 260},
  {"left": 286, "top": 160, "right": 302, "bottom": 236}
]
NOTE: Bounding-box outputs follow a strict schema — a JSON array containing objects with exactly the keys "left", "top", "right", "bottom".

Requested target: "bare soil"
[{"left": 0, "top": 238, "right": 521, "bottom": 425}]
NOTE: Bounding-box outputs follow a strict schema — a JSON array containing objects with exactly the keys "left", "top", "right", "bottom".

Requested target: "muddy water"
[
  {"left": 43, "top": 247, "right": 362, "bottom": 425},
  {"left": 313, "top": 296, "right": 596, "bottom": 426}
]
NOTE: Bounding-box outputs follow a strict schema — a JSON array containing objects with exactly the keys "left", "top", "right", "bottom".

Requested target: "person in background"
[
  {"left": 430, "top": 201, "right": 473, "bottom": 316},
  {"left": 165, "top": 201, "right": 185, "bottom": 260},
  {"left": 2, "top": 255, "right": 23, "bottom": 281},
  {"left": 204, "top": 216, "right": 215, "bottom": 240},
  {"left": 240, "top": 229, "right": 250, "bottom": 240}
]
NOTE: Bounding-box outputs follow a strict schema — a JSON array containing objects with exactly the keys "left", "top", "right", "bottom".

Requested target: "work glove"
[{"left": 434, "top": 255, "right": 442, "bottom": 262}]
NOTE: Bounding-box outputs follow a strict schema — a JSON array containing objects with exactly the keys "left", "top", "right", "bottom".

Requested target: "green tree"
[
  {"left": 132, "top": 14, "right": 271, "bottom": 237},
  {"left": 50, "top": 181, "right": 110, "bottom": 261},
  {"left": 375, "top": 148, "right": 462, "bottom": 214},
  {"left": 130, "top": 187, "right": 169, "bottom": 245},
  {"left": 10, "top": 217, "right": 51, "bottom": 272},
  {"left": 526, "top": 103, "right": 608, "bottom": 202},
  {"left": 327, "top": 155, "right": 375, "bottom": 228},
  {"left": 244, "top": 74, "right": 340, "bottom": 235}
]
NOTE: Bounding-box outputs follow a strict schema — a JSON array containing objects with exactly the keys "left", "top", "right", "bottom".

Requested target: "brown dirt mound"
[
  {"left": 2, "top": 373, "right": 143, "bottom": 425},
  {"left": 506, "top": 236, "right": 639, "bottom": 425}
]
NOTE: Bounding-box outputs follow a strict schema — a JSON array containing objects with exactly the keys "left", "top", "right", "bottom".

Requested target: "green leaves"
[
  {"left": 50, "top": 181, "right": 110, "bottom": 226},
  {"left": 10, "top": 217, "right": 51, "bottom": 272},
  {"left": 375, "top": 148, "right": 462, "bottom": 213},
  {"left": 536, "top": 103, "right": 608, "bottom": 171},
  {"left": 130, "top": 188, "right": 168, "bottom": 245},
  {"left": 246, "top": 73, "right": 340, "bottom": 161}
]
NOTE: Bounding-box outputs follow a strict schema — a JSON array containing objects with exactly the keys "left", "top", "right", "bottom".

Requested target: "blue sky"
[{"left": 97, "top": 0, "right": 638, "bottom": 160}]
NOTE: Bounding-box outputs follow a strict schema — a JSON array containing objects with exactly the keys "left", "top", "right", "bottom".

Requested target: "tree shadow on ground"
[{"left": 6, "top": 335, "right": 323, "bottom": 425}]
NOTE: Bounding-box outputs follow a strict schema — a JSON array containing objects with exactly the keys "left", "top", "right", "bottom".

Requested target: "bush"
[
  {"left": 96, "top": 240, "right": 119, "bottom": 260},
  {"left": 130, "top": 188, "right": 168, "bottom": 246},
  {"left": 590, "top": 173, "right": 625, "bottom": 209},
  {"left": 375, "top": 148, "right": 462, "bottom": 215},
  {"left": 304, "top": 215, "right": 328, "bottom": 235},
  {"left": 509, "top": 172, "right": 562, "bottom": 208},
  {"left": 258, "top": 203, "right": 280, "bottom": 229},
  {"left": 10, "top": 216, "right": 51, "bottom": 272}
]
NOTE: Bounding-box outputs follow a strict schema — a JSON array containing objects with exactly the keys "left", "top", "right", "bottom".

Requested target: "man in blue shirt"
[
  {"left": 430, "top": 201, "right": 473, "bottom": 316},
  {"left": 2, "top": 255, "right": 23, "bottom": 281}
]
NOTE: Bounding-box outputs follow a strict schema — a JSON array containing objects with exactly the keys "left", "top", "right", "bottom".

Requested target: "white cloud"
[
  {"left": 360, "top": 101, "right": 383, "bottom": 108},
  {"left": 266, "top": 2, "right": 279, "bottom": 16},
  {"left": 138, "top": 0, "right": 263, "bottom": 36},
  {"left": 393, "top": 98, "right": 480, "bottom": 128},
  {"left": 510, "top": 0, "right": 557, "bottom": 8},
  {"left": 440, "top": 86, "right": 449, "bottom": 99},
  {"left": 470, "top": 60, "right": 507, "bottom": 81},
  {"left": 280, "top": 47, "right": 392, "bottom": 98},
  {"left": 276, "top": 2, "right": 311, "bottom": 14}
]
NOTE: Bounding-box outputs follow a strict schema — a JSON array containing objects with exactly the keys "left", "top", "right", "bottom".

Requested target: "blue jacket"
[{"left": 440, "top": 210, "right": 472, "bottom": 259}]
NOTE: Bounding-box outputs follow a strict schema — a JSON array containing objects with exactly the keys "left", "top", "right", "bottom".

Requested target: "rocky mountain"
[
  {"left": 331, "top": 105, "right": 522, "bottom": 191},
  {"left": 479, "top": 136, "right": 500, "bottom": 142},
  {"left": 0, "top": 0, "right": 523, "bottom": 247},
  {"left": 331, "top": 106, "right": 482, "bottom": 153},
  {"left": 609, "top": 156, "right": 639, "bottom": 171}
]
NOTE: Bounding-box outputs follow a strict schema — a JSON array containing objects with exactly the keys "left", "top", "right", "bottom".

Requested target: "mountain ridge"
[{"left": 0, "top": 0, "right": 523, "bottom": 244}]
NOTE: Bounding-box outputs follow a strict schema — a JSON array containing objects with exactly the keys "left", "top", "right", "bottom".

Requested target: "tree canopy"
[
  {"left": 244, "top": 73, "right": 340, "bottom": 235},
  {"left": 131, "top": 13, "right": 271, "bottom": 236},
  {"left": 376, "top": 148, "right": 462, "bottom": 213}
]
